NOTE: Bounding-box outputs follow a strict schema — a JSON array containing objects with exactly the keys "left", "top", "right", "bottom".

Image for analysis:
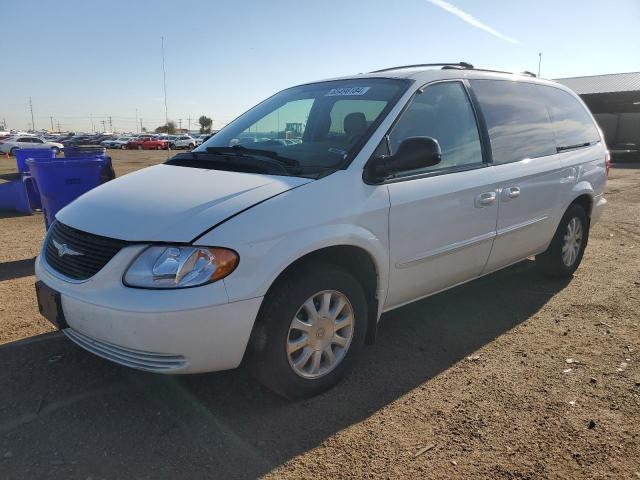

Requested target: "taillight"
[{"left": 605, "top": 150, "right": 611, "bottom": 177}]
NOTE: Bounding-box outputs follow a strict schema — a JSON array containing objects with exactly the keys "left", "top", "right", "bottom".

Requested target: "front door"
[{"left": 383, "top": 81, "right": 499, "bottom": 309}]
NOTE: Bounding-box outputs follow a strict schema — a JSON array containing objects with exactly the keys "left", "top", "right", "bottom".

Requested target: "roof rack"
[
  {"left": 370, "top": 62, "right": 474, "bottom": 73},
  {"left": 520, "top": 71, "right": 537, "bottom": 77}
]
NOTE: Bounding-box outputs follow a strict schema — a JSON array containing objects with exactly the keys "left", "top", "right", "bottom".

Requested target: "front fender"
[{"left": 218, "top": 223, "right": 389, "bottom": 312}]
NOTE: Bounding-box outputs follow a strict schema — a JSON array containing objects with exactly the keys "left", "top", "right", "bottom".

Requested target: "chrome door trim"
[
  {"left": 395, "top": 231, "right": 496, "bottom": 269},
  {"left": 496, "top": 216, "right": 548, "bottom": 237}
]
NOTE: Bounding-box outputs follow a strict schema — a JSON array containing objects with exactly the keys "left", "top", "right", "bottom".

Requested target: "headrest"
[{"left": 344, "top": 112, "right": 367, "bottom": 136}]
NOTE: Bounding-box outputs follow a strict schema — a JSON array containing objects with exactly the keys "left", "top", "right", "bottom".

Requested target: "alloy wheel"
[
  {"left": 562, "top": 217, "right": 583, "bottom": 266},
  {"left": 286, "top": 290, "right": 354, "bottom": 379}
]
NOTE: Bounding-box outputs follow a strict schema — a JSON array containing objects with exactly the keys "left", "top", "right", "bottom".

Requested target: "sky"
[{"left": 3, "top": 0, "right": 639, "bottom": 133}]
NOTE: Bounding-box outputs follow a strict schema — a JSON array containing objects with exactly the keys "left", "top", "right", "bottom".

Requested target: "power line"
[{"left": 29, "top": 96, "right": 35, "bottom": 131}]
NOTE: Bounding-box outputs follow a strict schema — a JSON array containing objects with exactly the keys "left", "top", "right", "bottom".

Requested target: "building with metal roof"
[{"left": 555, "top": 72, "right": 640, "bottom": 160}]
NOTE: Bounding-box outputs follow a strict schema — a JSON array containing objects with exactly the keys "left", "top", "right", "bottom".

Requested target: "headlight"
[{"left": 123, "top": 246, "right": 239, "bottom": 289}]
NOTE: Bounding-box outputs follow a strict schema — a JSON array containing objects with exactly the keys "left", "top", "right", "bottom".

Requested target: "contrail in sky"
[{"left": 426, "top": 0, "right": 519, "bottom": 45}]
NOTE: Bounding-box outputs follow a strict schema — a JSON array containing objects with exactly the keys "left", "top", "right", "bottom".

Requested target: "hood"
[{"left": 57, "top": 164, "right": 312, "bottom": 242}]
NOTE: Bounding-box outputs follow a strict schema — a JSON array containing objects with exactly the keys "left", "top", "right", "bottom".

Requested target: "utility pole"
[
  {"left": 56, "top": 121, "right": 61, "bottom": 133},
  {"left": 538, "top": 52, "right": 542, "bottom": 77},
  {"left": 161, "top": 36, "right": 169, "bottom": 127},
  {"left": 49, "top": 116, "right": 54, "bottom": 131},
  {"left": 178, "top": 118, "right": 182, "bottom": 130},
  {"left": 135, "top": 108, "right": 139, "bottom": 133},
  {"left": 109, "top": 116, "right": 113, "bottom": 132},
  {"left": 29, "top": 96, "right": 35, "bottom": 131},
  {"left": 90, "top": 113, "right": 95, "bottom": 132},
  {"left": 187, "top": 116, "right": 191, "bottom": 131},
  {"left": 140, "top": 118, "right": 144, "bottom": 132},
  {"left": 100, "top": 120, "right": 106, "bottom": 132}
]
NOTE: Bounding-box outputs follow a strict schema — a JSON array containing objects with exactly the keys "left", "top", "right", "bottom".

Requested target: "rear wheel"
[
  {"left": 156, "top": 145, "right": 161, "bottom": 150},
  {"left": 137, "top": 145, "right": 143, "bottom": 150},
  {"left": 536, "top": 204, "right": 589, "bottom": 277},
  {"left": 248, "top": 262, "right": 367, "bottom": 399},
  {"left": 9, "top": 147, "right": 18, "bottom": 156},
  {"left": 120, "top": 145, "right": 126, "bottom": 149}
]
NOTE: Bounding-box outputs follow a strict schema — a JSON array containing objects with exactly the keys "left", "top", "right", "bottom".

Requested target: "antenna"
[
  {"left": 538, "top": 53, "right": 542, "bottom": 77},
  {"left": 161, "top": 36, "right": 169, "bottom": 127}
]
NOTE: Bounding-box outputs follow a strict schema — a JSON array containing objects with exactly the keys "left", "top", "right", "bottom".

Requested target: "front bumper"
[{"left": 35, "top": 245, "right": 262, "bottom": 374}]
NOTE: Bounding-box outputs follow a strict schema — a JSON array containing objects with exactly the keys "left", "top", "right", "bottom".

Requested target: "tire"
[
  {"left": 536, "top": 204, "right": 589, "bottom": 277},
  {"left": 189, "top": 143, "right": 195, "bottom": 149},
  {"left": 156, "top": 145, "right": 161, "bottom": 150},
  {"left": 121, "top": 145, "right": 126, "bottom": 150},
  {"left": 248, "top": 262, "right": 368, "bottom": 399},
  {"left": 9, "top": 147, "right": 18, "bottom": 156},
  {"left": 137, "top": 145, "right": 143, "bottom": 150}
]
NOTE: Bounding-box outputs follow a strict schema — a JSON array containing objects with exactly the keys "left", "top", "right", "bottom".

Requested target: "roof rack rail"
[
  {"left": 370, "top": 62, "right": 474, "bottom": 73},
  {"left": 520, "top": 71, "right": 537, "bottom": 77}
]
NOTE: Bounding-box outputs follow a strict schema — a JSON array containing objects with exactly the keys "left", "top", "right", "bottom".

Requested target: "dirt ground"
[{"left": 0, "top": 150, "right": 638, "bottom": 479}]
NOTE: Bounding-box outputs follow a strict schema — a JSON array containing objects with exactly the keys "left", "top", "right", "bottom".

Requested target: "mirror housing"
[{"left": 365, "top": 136, "right": 442, "bottom": 183}]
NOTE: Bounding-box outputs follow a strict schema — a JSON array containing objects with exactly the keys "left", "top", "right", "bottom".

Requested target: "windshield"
[{"left": 189, "top": 78, "right": 410, "bottom": 178}]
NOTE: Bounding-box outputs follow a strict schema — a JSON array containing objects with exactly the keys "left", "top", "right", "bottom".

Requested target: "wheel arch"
[{"left": 254, "top": 244, "right": 382, "bottom": 345}]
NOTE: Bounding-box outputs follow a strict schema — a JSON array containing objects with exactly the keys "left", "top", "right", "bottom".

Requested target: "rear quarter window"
[
  {"left": 536, "top": 85, "right": 600, "bottom": 149},
  {"left": 470, "top": 79, "right": 556, "bottom": 164}
]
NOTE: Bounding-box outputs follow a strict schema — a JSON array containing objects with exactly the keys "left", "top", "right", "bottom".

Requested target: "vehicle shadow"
[
  {"left": 0, "top": 257, "right": 35, "bottom": 281},
  {"left": 0, "top": 260, "right": 569, "bottom": 479}
]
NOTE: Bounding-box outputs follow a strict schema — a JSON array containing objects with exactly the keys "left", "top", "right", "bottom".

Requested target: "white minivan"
[{"left": 35, "top": 63, "right": 608, "bottom": 398}]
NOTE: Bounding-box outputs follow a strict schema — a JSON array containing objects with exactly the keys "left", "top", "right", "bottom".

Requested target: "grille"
[
  {"left": 44, "top": 221, "right": 129, "bottom": 280},
  {"left": 64, "top": 328, "right": 187, "bottom": 372}
]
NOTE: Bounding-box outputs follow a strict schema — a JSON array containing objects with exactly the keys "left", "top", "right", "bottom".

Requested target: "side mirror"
[{"left": 365, "top": 136, "right": 442, "bottom": 182}]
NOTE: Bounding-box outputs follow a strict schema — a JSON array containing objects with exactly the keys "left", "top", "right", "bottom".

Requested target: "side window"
[
  {"left": 388, "top": 81, "right": 483, "bottom": 173},
  {"left": 537, "top": 85, "right": 600, "bottom": 149},
  {"left": 33, "top": 138, "right": 43, "bottom": 143},
  {"left": 470, "top": 80, "right": 556, "bottom": 164}
]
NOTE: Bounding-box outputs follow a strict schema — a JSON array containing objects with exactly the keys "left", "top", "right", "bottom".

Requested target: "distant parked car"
[
  {"left": 195, "top": 133, "right": 215, "bottom": 146},
  {"left": 0, "top": 135, "right": 63, "bottom": 155},
  {"left": 171, "top": 135, "right": 196, "bottom": 149},
  {"left": 141, "top": 137, "right": 170, "bottom": 150},
  {"left": 102, "top": 136, "right": 135, "bottom": 149},
  {"left": 126, "top": 136, "right": 153, "bottom": 149}
]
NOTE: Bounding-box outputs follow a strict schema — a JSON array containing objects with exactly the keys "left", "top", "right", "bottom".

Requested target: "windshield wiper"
[
  {"left": 206, "top": 145, "right": 299, "bottom": 167},
  {"left": 556, "top": 142, "right": 592, "bottom": 153},
  {"left": 166, "top": 151, "right": 275, "bottom": 174}
]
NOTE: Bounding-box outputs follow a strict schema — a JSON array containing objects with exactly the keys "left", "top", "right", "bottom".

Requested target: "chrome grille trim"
[
  {"left": 44, "top": 221, "right": 129, "bottom": 281},
  {"left": 64, "top": 328, "right": 188, "bottom": 372}
]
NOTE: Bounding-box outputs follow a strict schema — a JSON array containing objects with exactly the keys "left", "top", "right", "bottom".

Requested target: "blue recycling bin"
[
  {"left": 14, "top": 148, "right": 57, "bottom": 174},
  {"left": 26, "top": 157, "right": 105, "bottom": 229},
  {"left": 0, "top": 177, "right": 34, "bottom": 214}
]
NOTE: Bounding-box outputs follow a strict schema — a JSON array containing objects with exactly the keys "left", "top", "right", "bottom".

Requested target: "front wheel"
[
  {"left": 248, "top": 262, "right": 367, "bottom": 399},
  {"left": 51, "top": 147, "right": 59, "bottom": 155},
  {"left": 137, "top": 145, "right": 143, "bottom": 150},
  {"left": 536, "top": 204, "right": 589, "bottom": 277}
]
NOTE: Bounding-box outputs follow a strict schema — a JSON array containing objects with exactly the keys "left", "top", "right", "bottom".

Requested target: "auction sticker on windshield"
[{"left": 325, "top": 87, "right": 371, "bottom": 96}]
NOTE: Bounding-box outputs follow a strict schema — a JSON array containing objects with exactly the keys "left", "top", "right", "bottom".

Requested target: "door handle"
[
  {"left": 501, "top": 186, "right": 521, "bottom": 201},
  {"left": 475, "top": 191, "right": 497, "bottom": 208}
]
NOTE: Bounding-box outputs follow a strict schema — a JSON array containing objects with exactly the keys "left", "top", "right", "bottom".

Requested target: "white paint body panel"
[
  {"left": 56, "top": 164, "right": 311, "bottom": 242},
  {"left": 34, "top": 68, "right": 608, "bottom": 375}
]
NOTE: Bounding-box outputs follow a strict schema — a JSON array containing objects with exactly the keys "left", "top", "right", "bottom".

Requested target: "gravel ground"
[{"left": 0, "top": 151, "right": 638, "bottom": 479}]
